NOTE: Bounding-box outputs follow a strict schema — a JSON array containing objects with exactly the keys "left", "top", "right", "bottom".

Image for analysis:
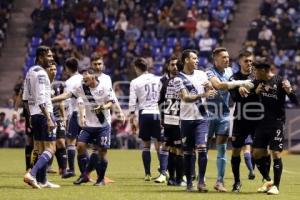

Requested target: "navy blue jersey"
[
  {"left": 159, "top": 75, "right": 181, "bottom": 127},
  {"left": 51, "top": 81, "right": 65, "bottom": 119},
  {"left": 253, "top": 75, "right": 298, "bottom": 122},
  {"left": 229, "top": 71, "right": 260, "bottom": 121}
]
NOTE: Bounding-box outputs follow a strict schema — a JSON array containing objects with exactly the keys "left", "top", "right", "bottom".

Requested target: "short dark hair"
[
  {"left": 212, "top": 47, "right": 228, "bottom": 59},
  {"left": 35, "top": 45, "right": 50, "bottom": 64},
  {"left": 81, "top": 67, "right": 99, "bottom": 78},
  {"left": 64, "top": 57, "right": 78, "bottom": 73},
  {"left": 90, "top": 52, "right": 103, "bottom": 62},
  {"left": 181, "top": 49, "right": 198, "bottom": 65},
  {"left": 164, "top": 55, "right": 178, "bottom": 73},
  {"left": 134, "top": 57, "right": 148, "bottom": 72},
  {"left": 253, "top": 62, "right": 271, "bottom": 69},
  {"left": 238, "top": 50, "right": 253, "bottom": 59}
]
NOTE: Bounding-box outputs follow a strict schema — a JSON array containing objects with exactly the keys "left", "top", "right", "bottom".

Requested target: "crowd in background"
[
  {"left": 0, "top": 0, "right": 13, "bottom": 56},
  {"left": 243, "top": 0, "right": 300, "bottom": 95}
]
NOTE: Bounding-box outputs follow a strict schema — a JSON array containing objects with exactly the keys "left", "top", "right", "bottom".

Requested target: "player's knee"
[
  {"left": 252, "top": 149, "right": 263, "bottom": 159},
  {"left": 56, "top": 138, "right": 65, "bottom": 149},
  {"left": 77, "top": 142, "right": 86, "bottom": 154},
  {"left": 271, "top": 151, "right": 281, "bottom": 159},
  {"left": 232, "top": 147, "right": 241, "bottom": 157},
  {"left": 98, "top": 148, "right": 108, "bottom": 158}
]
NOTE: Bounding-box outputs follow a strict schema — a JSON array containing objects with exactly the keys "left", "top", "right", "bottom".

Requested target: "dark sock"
[
  {"left": 67, "top": 145, "right": 76, "bottom": 172},
  {"left": 255, "top": 157, "right": 271, "bottom": 181},
  {"left": 175, "top": 155, "right": 184, "bottom": 183},
  {"left": 39, "top": 164, "right": 48, "bottom": 184},
  {"left": 142, "top": 147, "right": 151, "bottom": 175},
  {"left": 95, "top": 158, "right": 108, "bottom": 182},
  {"left": 86, "top": 151, "right": 99, "bottom": 173},
  {"left": 191, "top": 153, "right": 196, "bottom": 179},
  {"left": 244, "top": 152, "right": 254, "bottom": 173},
  {"left": 167, "top": 152, "right": 176, "bottom": 180},
  {"left": 184, "top": 153, "right": 193, "bottom": 186},
  {"left": 198, "top": 148, "right": 208, "bottom": 184},
  {"left": 55, "top": 147, "right": 67, "bottom": 173},
  {"left": 231, "top": 155, "right": 241, "bottom": 183},
  {"left": 251, "top": 155, "right": 256, "bottom": 170},
  {"left": 77, "top": 153, "right": 89, "bottom": 175},
  {"left": 273, "top": 158, "right": 282, "bottom": 189},
  {"left": 30, "top": 151, "right": 52, "bottom": 177},
  {"left": 159, "top": 149, "right": 169, "bottom": 175},
  {"left": 265, "top": 155, "right": 271, "bottom": 176},
  {"left": 25, "top": 145, "right": 33, "bottom": 171}
]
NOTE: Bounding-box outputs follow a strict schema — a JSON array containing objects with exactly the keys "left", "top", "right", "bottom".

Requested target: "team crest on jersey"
[
  {"left": 96, "top": 89, "right": 104, "bottom": 96},
  {"left": 51, "top": 89, "right": 55, "bottom": 96},
  {"left": 273, "top": 84, "right": 277, "bottom": 90}
]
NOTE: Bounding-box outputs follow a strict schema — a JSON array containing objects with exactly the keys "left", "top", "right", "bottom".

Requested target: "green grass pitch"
[{"left": 0, "top": 149, "right": 299, "bottom": 200}]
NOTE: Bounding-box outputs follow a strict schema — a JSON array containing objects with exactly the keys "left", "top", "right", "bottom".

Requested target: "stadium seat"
[
  {"left": 166, "top": 37, "right": 177, "bottom": 48},
  {"left": 31, "top": 37, "right": 42, "bottom": 47},
  {"left": 87, "top": 36, "right": 99, "bottom": 48},
  {"left": 74, "top": 37, "right": 85, "bottom": 47}
]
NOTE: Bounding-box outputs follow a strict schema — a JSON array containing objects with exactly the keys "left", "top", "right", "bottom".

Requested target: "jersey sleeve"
[
  {"left": 22, "top": 79, "right": 28, "bottom": 101},
  {"left": 128, "top": 80, "right": 137, "bottom": 113},
  {"left": 206, "top": 69, "right": 215, "bottom": 80},
  {"left": 174, "top": 77, "right": 185, "bottom": 93},
  {"left": 35, "top": 72, "right": 48, "bottom": 106}
]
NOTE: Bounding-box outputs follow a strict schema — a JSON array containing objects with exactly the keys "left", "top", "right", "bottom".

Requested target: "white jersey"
[
  {"left": 98, "top": 73, "right": 118, "bottom": 102},
  {"left": 22, "top": 65, "right": 53, "bottom": 115},
  {"left": 65, "top": 73, "right": 83, "bottom": 116},
  {"left": 129, "top": 73, "right": 160, "bottom": 114},
  {"left": 97, "top": 73, "right": 117, "bottom": 123},
  {"left": 174, "top": 70, "right": 208, "bottom": 120},
  {"left": 71, "top": 82, "right": 114, "bottom": 127}
]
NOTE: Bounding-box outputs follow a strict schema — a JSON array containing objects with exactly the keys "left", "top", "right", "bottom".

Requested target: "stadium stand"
[
  {"left": 24, "top": 0, "right": 238, "bottom": 80},
  {"left": 0, "top": 0, "right": 13, "bottom": 56},
  {"left": 243, "top": 0, "right": 300, "bottom": 97}
]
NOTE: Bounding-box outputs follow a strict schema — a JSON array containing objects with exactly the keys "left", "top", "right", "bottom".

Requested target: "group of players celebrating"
[{"left": 18, "top": 45, "right": 298, "bottom": 195}]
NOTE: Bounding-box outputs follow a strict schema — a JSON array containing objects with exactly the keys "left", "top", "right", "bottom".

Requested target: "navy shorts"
[
  {"left": 67, "top": 111, "right": 82, "bottom": 139},
  {"left": 78, "top": 126, "right": 111, "bottom": 149},
  {"left": 208, "top": 113, "right": 230, "bottom": 138},
  {"left": 138, "top": 112, "right": 161, "bottom": 141},
  {"left": 31, "top": 114, "right": 56, "bottom": 141},
  {"left": 163, "top": 125, "right": 182, "bottom": 148},
  {"left": 231, "top": 120, "right": 256, "bottom": 148},
  {"left": 180, "top": 119, "right": 208, "bottom": 151},
  {"left": 253, "top": 120, "right": 284, "bottom": 152},
  {"left": 56, "top": 120, "right": 66, "bottom": 139}
]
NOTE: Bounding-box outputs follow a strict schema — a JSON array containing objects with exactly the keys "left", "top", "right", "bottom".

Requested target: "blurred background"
[{"left": 0, "top": 0, "right": 299, "bottom": 151}]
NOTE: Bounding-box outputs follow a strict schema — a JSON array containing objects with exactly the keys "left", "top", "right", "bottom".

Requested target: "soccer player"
[
  {"left": 252, "top": 62, "right": 298, "bottom": 195},
  {"left": 128, "top": 57, "right": 162, "bottom": 181},
  {"left": 229, "top": 50, "right": 259, "bottom": 192},
  {"left": 52, "top": 68, "right": 114, "bottom": 186},
  {"left": 206, "top": 47, "right": 254, "bottom": 192},
  {"left": 12, "top": 85, "right": 33, "bottom": 171},
  {"left": 157, "top": 55, "right": 185, "bottom": 185},
  {"left": 79, "top": 52, "right": 119, "bottom": 183},
  {"left": 174, "top": 49, "right": 217, "bottom": 192},
  {"left": 23, "top": 45, "right": 60, "bottom": 189},
  {"left": 90, "top": 52, "right": 125, "bottom": 122},
  {"left": 64, "top": 57, "right": 83, "bottom": 176},
  {"left": 46, "top": 62, "right": 73, "bottom": 178}
]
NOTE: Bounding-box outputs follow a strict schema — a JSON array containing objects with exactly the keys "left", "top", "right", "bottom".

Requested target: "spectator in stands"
[
  {"left": 195, "top": 14, "right": 210, "bottom": 38},
  {"left": 198, "top": 32, "right": 215, "bottom": 58},
  {"left": 274, "top": 50, "right": 289, "bottom": 67},
  {"left": 0, "top": 112, "right": 10, "bottom": 147}
]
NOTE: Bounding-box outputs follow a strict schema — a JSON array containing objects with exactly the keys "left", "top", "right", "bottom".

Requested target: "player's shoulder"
[{"left": 194, "top": 69, "right": 208, "bottom": 78}]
